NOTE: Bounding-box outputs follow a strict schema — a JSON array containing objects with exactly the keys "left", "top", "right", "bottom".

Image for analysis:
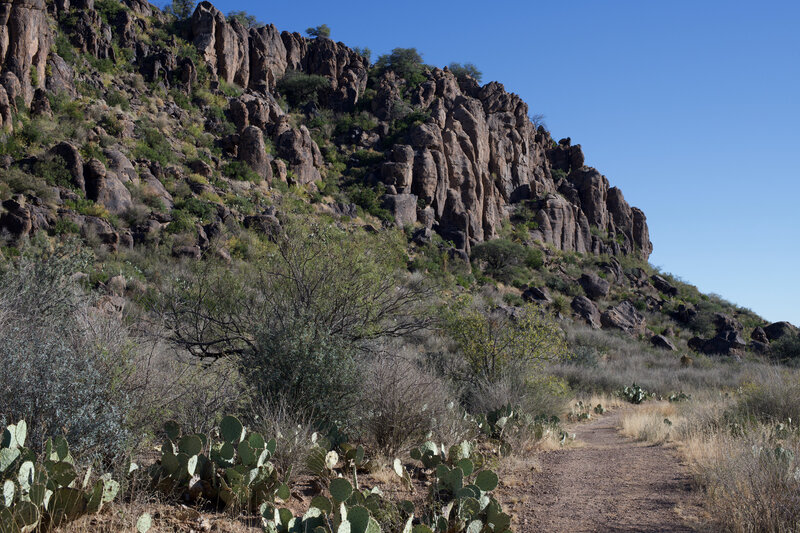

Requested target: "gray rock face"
[
  {"left": 0, "top": 0, "right": 52, "bottom": 105},
  {"left": 382, "top": 194, "right": 417, "bottom": 227},
  {"left": 190, "top": 2, "right": 367, "bottom": 109},
  {"left": 366, "top": 69, "right": 652, "bottom": 257},
  {"left": 579, "top": 273, "right": 610, "bottom": 300},
  {"left": 572, "top": 295, "right": 601, "bottom": 329},
  {"left": 84, "top": 158, "right": 132, "bottom": 215},
  {"left": 601, "top": 300, "right": 646, "bottom": 334},
  {"left": 239, "top": 125, "right": 271, "bottom": 182}
]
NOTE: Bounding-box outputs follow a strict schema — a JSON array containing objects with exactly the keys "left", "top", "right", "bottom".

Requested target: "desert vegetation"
[{"left": 0, "top": 0, "right": 796, "bottom": 530}]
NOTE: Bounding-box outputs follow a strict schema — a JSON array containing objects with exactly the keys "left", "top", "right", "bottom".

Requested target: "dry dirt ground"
[{"left": 498, "top": 409, "right": 702, "bottom": 533}]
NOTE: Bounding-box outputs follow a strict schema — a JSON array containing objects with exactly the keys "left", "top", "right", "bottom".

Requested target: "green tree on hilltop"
[
  {"left": 164, "top": 0, "right": 196, "bottom": 19},
  {"left": 306, "top": 24, "right": 331, "bottom": 38}
]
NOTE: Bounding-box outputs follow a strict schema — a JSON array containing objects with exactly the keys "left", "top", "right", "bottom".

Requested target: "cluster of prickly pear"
[
  {"left": 152, "top": 415, "right": 289, "bottom": 512},
  {"left": 405, "top": 439, "right": 510, "bottom": 531},
  {"left": 0, "top": 420, "right": 119, "bottom": 532},
  {"left": 668, "top": 392, "right": 691, "bottom": 403},
  {"left": 475, "top": 404, "right": 517, "bottom": 441},
  {"left": 619, "top": 383, "right": 653, "bottom": 404},
  {"left": 409, "top": 440, "right": 483, "bottom": 472},
  {"left": 262, "top": 476, "right": 384, "bottom": 533},
  {"left": 406, "top": 439, "right": 510, "bottom": 533}
]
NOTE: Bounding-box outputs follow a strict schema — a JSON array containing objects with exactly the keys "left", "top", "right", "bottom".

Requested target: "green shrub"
[
  {"left": 448, "top": 62, "right": 483, "bottom": 83},
  {"left": 222, "top": 160, "right": 261, "bottom": 182},
  {"left": 105, "top": 89, "right": 130, "bottom": 110},
  {"left": 95, "top": 0, "right": 124, "bottom": 25},
  {"left": 471, "top": 239, "right": 542, "bottom": 283},
  {"left": 374, "top": 48, "right": 428, "bottom": 89},
  {"left": 33, "top": 155, "right": 73, "bottom": 189},
  {"left": 305, "top": 24, "right": 330, "bottom": 38},
  {"left": 770, "top": 334, "right": 800, "bottom": 365},
  {"left": 345, "top": 182, "right": 392, "bottom": 222},
  {"left": 0, "top": 244, "right": 135, "bottom": 461},
  {"left": 54, "top": 32, "right": 77, "bottom": 64},
  {"left": 133, "top": 123, "right": 175, "bottom": 166},
  {"left": 276, "top": 70, "right": 330, "bottom": 108}
]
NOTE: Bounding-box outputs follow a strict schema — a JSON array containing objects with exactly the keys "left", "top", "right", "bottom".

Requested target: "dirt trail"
[{"left": 498, "top": 410, "right": 699, "bottom": 532}]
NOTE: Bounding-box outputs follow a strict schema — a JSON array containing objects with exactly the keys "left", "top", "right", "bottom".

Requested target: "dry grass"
[
  {"left": 619, "top": 402, "right": 684, "bottom": 444},
  {"left": 619, "top": 375, "right": 800, "bottom": 532}
]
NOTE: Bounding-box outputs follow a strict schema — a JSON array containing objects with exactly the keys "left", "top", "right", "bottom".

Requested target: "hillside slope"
[{"left": 0, "top": 0, "right": 795, "bottom": 357}]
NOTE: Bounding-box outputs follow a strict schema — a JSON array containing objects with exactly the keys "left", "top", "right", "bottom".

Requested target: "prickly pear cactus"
[
  {"left": 0, "top": 419, "right": 120, "bottom": 532},
  {"left": 151, "top": 416, "right": 287, "bottom": 512}
]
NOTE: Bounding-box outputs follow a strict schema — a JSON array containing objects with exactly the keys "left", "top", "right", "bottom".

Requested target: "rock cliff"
[{"left": 0, "top": 0, "right": 651, "bottom": 260}]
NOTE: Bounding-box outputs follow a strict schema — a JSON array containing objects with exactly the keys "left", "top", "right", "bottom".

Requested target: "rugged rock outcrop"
[
  {"left": 0, "top": 0, "right": 52, "bottom": 106},
  {"left": 579, "top": 273, "right": 610, "bottom": 300},
  {"left": 189, "top": 1, "right": 368, "bottom": 108},
  {"left": 368, "top": 68, "right": 652, "bottom": 257},
  {"left": 688, "top": 313, "right": 746, "bottom": 356}
]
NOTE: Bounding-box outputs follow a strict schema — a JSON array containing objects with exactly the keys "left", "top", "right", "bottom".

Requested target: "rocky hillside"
[
  {"left": 0, "top": 0, "right": 650, "bottom": 258},
  {"left": 0, "top": 0, "right": 795, "bottom": 361}
]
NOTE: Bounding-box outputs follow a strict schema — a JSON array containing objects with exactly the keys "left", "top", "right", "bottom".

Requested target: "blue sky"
[{"left": 190, "top": 0, "right": 800, "bottom": 325}]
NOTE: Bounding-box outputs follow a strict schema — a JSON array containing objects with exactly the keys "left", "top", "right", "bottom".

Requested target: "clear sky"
[{"left": 187, "top": 0, "right": 800, "bottom": 325}]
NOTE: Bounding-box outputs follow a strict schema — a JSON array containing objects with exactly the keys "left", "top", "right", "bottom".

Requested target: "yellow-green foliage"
[{"left": 444, "top": 299, "right": 568, "bottom": 383}]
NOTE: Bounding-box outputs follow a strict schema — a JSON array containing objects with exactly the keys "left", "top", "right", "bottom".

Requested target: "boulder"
[
  {"left": 382, "top": 193, "right": 417, "bottom": 227},
  {"left": 0, "top": 196, "right": 32, "bottom": 237},
  {"left": 650, "top": 335, "right": 676, "bottom": 351},
  {"left": 763, "top": 321, "right": 798, "bottom": 341},
  {"left": 522, "top": 286, "right": 551, "bottom": 304},
  {"left": 651, "top": 275, "right": 678, "bottom": 297},
  {"left": 84, "top": 158, "right": 132, "bottom": 215},
  {"left": 172, "top": 245, "right": 202, "bottom": 259},
  {"left": 751, "top": 326, "right": 769, "bottom": 344},
  {"left": 601, "top": 300, "right": 645, "bottom": 334},
  {"left": 578, "top": 272, "right": 610, "bottom": 300},
  {"left": 275, "top": 122, "right": 322, "bottom": 185},
  {"left": 571, "top": 295, "right": 601, "bottom": 329}
]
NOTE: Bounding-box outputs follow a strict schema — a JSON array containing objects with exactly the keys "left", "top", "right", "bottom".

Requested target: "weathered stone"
[
  {"left": 579, "top": 272, "right": 610, "bottom": 300},
  {"left": 275, "top": 122, "right": 322, "bottom": 184},
  {"left": 751, "top": 326, "right": 769, "bottom": 344},
  {"left": 571, "top": 295, "right": 601, "bottom": 329},
  {"left": 763, "top": 321, "right": 798, "bottom": 341},
  {"left": 172, "top": 245, "right": 202, "bottom": 259},
  {"left": 84, "top": 158, "right": 132, "bottom": 215},
  {"left": 651, "top": 274, "right": 678, "bottom": 297},
  {"left": 0, "top": 0, "right": 52, "bottom": 105},
  {"left": 382, "top": 193, "right": 417, "bottom": 227},
  {"left": 49, "top": 142, "right": 84, "bottom": 191},
  {"left": 30, "top": 87, "right": 50, "bottom": 116},
  {"left": 522, "top": 286, "right": 551, "bottom": 304},
  {"left": 651, "top": 334, "right": 676, "bottom": 351},
  {"left": 0, "top": 196, "right": 32, "bottom": 237},
  {"left": 238, "top": 125, "right": 271, "bottom": 182},
  {"left": 601, "top": 300, "right": 645, "bottom": 334}
]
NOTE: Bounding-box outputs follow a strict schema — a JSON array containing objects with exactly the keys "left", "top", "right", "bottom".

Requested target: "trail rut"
[{"left": 498, "top": 410, "right": 699, "bottom": 532}]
